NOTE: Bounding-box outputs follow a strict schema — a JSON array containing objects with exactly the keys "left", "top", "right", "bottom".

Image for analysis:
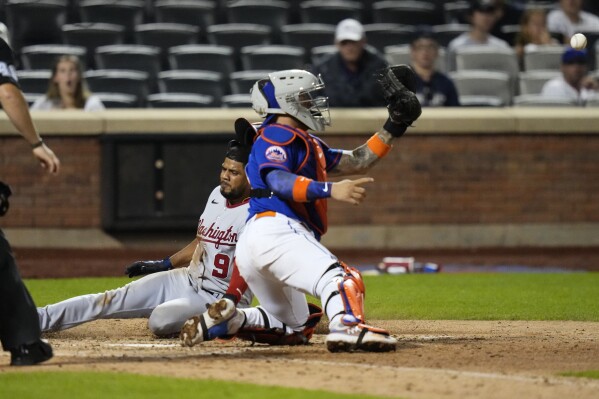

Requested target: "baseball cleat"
[
  {"left": 10, "top": 339, "right": 53, "bottom": 366},
  {"left": 325, "top": 321, "right": 397, "bottom": 353},
  {"left": 180, "top": 298, "right": 244, "bottom": 347}
]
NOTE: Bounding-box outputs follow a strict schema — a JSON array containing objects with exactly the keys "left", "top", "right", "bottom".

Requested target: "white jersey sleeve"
[{"left": 188, "top": 186, "right": 252, "bottom": 305}]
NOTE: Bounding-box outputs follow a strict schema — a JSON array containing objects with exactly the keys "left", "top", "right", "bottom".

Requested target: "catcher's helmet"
[{"left": 250, "top": 69, "right": 330, "bottom": 131}]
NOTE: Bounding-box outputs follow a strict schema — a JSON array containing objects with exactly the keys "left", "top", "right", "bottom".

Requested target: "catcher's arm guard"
[{"left": 376, "top": 64, "right": 422, "bottom": 137}]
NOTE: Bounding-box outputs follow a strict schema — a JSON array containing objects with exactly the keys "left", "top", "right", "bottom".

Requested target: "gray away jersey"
[{"left": 188, "top": 186, "right": 252, "bottom": 305}]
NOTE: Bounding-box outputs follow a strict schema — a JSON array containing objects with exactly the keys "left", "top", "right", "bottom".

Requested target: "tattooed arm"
[{"left": 328, "top": 128, "right": 395, "bottom": 177}]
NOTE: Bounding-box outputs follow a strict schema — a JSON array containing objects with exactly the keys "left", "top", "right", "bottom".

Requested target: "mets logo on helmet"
[{"left": 265, "top": 146, "right": 287, "bottom": 163}]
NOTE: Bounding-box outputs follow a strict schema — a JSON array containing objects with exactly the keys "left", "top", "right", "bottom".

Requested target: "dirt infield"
[
  {"left": 1, "top": 319, "right": 598, "bottom": 399},
  {"left": 6, "top": 246, "right": 599, "bottom": 397}
]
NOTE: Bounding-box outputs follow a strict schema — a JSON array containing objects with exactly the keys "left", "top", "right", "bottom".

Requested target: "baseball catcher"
[{"left": 376, "top": 64, "right": 422, "bottom": 135}]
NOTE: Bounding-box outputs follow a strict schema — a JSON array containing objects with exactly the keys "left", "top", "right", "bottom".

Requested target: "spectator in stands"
[
  {"left": 448, "top": 0, "right": 510, "bottom": 69},
  {"left": 540, "top": 48, "right": 599, "bottom": 105},
  {"left": 410, "top": 33, "right": 460, "bottom": 107},
  {"left": 489, "top": 0, "right": 524, "bottom": 42},
  {"left": 514, "top": 8, "right": 559, "bottom": 63},
  {"left": 547, "top": 0, "right": 599, "bottom": 43},
  {"left": 31, "top": 55, "right": 104, "bottom": 111},
  {"left": 311, "top": 19, "right": 387, "bottom": 108}
]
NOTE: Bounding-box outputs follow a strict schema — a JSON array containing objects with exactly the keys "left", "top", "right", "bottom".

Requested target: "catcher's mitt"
[{"left": 376, "top": 65, "right": 422, "bottom": 134}]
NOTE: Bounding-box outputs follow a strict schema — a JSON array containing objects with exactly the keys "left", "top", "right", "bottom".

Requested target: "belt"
[{"left": 256, "top": 211, "right": 276, "bottom": 219}]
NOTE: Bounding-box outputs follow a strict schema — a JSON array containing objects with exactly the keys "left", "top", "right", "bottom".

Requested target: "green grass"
[
  {"left": 560, "top": 370, "right": 599, "bottom": 379},
  {"left": 0, "top": 372, "right": 390, "bottom": 399},
  {"left": 365, "top": 273, "right": 599, "bottom": 321},
  {"left": 26, "top": 273, "right": 599, "bottom": 321},
  {"left": 26, "top": 277, "right": 131, "bottom": 307}
]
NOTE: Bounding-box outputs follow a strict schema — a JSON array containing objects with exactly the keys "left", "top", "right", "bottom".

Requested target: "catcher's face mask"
[{"left": 252, "top": 70, "right": 331, "bottom": 131}]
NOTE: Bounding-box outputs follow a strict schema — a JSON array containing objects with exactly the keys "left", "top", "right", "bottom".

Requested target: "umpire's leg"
[{"left": 0, "top": 229, "right": 52, "bottom": 365}]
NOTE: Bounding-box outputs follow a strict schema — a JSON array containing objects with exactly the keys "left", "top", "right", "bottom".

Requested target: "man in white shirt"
[
  {"left": 541, "top": 48, "right": 599, "bottom": 105},
  {"left": 547, "top": 0, "right": 599, "bottom": 41},
  {"left": 448, "top": 0, "right": 510, "bottom": 70}
]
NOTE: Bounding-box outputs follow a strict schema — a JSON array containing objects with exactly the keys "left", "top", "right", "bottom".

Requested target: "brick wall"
[
  {"left": 1, "top": 137, "right": 101, "bottom": 227},
  {"left": 1, "top": 133, "right": 598, "bottom": 229}
]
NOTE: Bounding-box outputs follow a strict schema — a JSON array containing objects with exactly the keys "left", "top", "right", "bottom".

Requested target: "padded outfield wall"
[{"left": 1, "top": 108, "right": 598, "bottom": 250}]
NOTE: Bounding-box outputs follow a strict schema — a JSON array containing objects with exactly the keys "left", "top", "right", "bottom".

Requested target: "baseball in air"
[{"left": 570, "top": 33, "right": 587, "bottom": 50}]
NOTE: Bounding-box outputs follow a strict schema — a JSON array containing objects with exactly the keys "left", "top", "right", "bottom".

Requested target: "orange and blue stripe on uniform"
[{"left": 246, "top": 123, "right": 342, "bottom": 240}]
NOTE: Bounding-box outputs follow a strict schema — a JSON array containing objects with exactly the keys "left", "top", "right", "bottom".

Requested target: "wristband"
[
  {"left": 383, "top": 118, "right": 408, "bottom": 138},
  {"left": 367, "top": 133, "right": 392, "bottom": 158},
  {"left": 31, "top": 140, "right": 44, "bottom": 149},
  {"left": 163, "top": 257, "right": 173, "bottom": 270}
]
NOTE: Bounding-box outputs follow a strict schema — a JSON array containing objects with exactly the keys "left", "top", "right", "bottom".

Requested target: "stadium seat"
[
  {"left": 23, "top": 93, "right": 43, "bottom": 107},
  {"left": 147, "top": 93, "right": 215, "bottom": 108},
  {"left": 95, "top": 45, "right": 161, "bottom": 84},
  {"left": 20, "top": 44, "right": 87, "bottom": 70},
  {"left": 94, "top": 92, "right": 139, "bottom": 108},
  {"left": 135, "top": 23, "right": 199, "bottom": 68},
  {"left": 84, "top": 69, "right": 150, "bottom": 106},
  {"left": 372, "top": 1, "right": 441, "bottom": 26},
  {"left": 207, "top": 24, "right": 272, "bottom": 55},
  {"left": 455, "top": 46, "right": 519, "bottom": 76},
  {"left": 227, "top": 0, "right": 288, "bottom": 40},
  {"left": 78, "top": 0, "right": 145, "bottom": 41},
  {"left": 299, "top": 1, "right": 363, "bottom": 25},
  {"left": 500, "top": 24, "right": 520, "bottom": 46},
  {"left": 577, "top": 30, "right": 599, "bottom": 70},
  {"left": 523, "top": 46, "right": 564, "bottom": 72},
  {"left": 455, "top": 46, "right": 519, "bottom": 95},
  {"left": 157, "top": 70, "right": 224, "bottom": 106},
  {"left": 513, "top": 94, "right": 578, "bottom": 107},
  {"left": 449, "top": 70, "right": 512, "bottom": 105},
  {"left": 518, "top": 71, "right": 560, "bottom": 95},
  {"left": 154, "top": 0, "right": 216, "bottom": 41},
  {"left": 62, "top": 23, "right": 125, "bottom": 69},
  {"left": 443, "top": 1, "right": 470, "bottom": 24},
  {"left": 363, "top": 24, "right": 416, "bottom": 53},
  {"left": 458, "top": 95, "right": 504, "bottom": 107},
  {"left": 5, "top": 0, "right": 68, "bottom": 51},
  {"left": 221, "top": 93, "right": 252, "bottom": 108},
  {"left": 310, "top": 45, "right": 337, "bottom": 66},
  {"left": 431, "top": 24, "right": 469, "bottom": 48},
  {"left": 168, "top": 44, "right": 235, "bottom": 78},
  {"left": 16, "top": 70, "right": 51, "bottom": 94},
  {"left": 385, "top": 44, "right": 447, "bottom": 72},
  {"left": 281, "top": 24, "right": 336, "bottom": 61},
  {"left": 229, "top": 70, "right": 272, "bottom": 95},
  {"left": 241, "top": 45, "right": 306, "bottom": 71}
]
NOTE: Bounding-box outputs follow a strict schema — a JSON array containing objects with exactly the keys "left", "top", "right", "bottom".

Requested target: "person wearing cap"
[
  {"left": 410, "top": 33, "right": 460, "bottom": 107},
  {"left": 540, "top": 48, "right": 599, "bottom": 105},
  {"left": 448, "top": 0, "right": 510, "bottom": 69},
  {"left": 311, "top": 18, "right": 387, "bottom": 108},
  {"left": 547, "top": 0, "right": 599, "bottom": 43}
]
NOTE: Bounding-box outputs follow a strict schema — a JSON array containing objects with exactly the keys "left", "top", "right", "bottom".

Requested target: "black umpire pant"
[{"left": 0, "top": 228, "right": 41, "bottom": 351}]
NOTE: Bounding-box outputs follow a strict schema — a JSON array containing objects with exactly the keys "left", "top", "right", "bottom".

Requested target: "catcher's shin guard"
[
  {"left": 337, "top": 262, "right": 391, "bottom": 336},
  {"left": 338, "top": 262, "right": 366, "bottom": 325}
]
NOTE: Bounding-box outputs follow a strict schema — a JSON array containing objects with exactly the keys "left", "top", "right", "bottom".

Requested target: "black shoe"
[{"left": 10, "top": 339, "right": 53, "bottom": 366}]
